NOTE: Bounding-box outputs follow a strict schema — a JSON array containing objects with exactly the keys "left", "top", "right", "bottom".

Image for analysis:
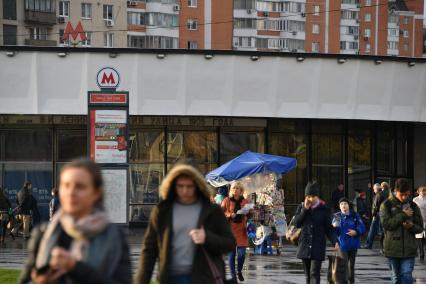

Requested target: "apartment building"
[
  {"left": 231, "top": 0, "right": 424, "bottom": 57},
  {"left": 0, "top": 0, "right": 423, "bottom": 56},
  {"left": 0, "top": 0, "right": 127, "bottom": 48}
]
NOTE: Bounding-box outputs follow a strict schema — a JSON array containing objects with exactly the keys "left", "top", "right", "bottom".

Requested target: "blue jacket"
[{"left": 333, "top": 211, "right": 366, "bottom": 252}]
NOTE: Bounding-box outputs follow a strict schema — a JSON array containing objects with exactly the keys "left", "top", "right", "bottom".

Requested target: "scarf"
[{"left": 36, "top": 209, "right": 109, "bottom": 269}]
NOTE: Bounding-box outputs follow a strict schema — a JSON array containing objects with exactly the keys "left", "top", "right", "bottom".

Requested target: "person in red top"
[{"left": 222, "top": 182, "right": 249, "bottom": 283}]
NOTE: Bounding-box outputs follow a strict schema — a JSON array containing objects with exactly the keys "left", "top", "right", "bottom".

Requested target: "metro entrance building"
[{"left": 0, "top": 46, "right": 425, "bottom": 225}]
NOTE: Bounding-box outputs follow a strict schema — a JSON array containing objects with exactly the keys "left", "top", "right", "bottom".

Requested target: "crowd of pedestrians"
[{"left": 0, "top": 158, "right": 422, "bottom": 284}]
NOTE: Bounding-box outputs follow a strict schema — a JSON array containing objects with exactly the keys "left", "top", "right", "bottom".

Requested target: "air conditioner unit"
[
  {"left": 105, "top": 19, "right": 114, "bottom": 27},
  {"left": 247, "top": 9, "right": 252, "bottom": 14},
  {"left": 399, "top": 30, "right": 404, "bottom": 35},
  {"left": 263, "top": 11, "right": 269, "bottom": 17},
  {"left": 292, "top": 31, "right": 297, "bottom": 36},
  {"left": 58, "top": 16, "right": 65, "bottom": 24},
  {"left": 173, "top": 4, "right": 180, "bottom": 11},
  {"left": 364, "top": 36, "right": 369, "bottom": 41},
  {"left": 301, "top": 13, "right": 306, "bottom": 17}
]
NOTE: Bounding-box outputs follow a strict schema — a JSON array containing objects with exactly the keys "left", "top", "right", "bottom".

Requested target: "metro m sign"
[
  {"left": 63, "top": 21, "right": 87, "bottom": 42},
  {"left": 97, "top": 67, "right": 120, "bottom": 90}
]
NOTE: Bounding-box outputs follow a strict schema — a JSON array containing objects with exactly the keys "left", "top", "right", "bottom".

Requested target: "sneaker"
[{"left": 237, "top": 272, "right": 245, "bottom": 282}]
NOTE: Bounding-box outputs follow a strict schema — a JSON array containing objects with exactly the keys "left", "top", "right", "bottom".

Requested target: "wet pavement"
[{"left": 1, "top": 229, "right": 426, "bottom": 283}]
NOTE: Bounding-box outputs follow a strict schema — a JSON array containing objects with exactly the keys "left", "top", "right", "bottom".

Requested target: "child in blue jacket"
[{"left": 332, "top": 197, "right": 366, "bottom": 284}]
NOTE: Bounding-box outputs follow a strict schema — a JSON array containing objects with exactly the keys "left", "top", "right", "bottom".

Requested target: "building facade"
[
  {"left": 0, "top": 0, "right": 424, "bottom": 56},
  {"left": 0, "top": 48, "right": 425, "bottom": 225}
]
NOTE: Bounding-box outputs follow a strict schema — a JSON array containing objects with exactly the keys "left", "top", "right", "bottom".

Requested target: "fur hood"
[{"left": 159, "top": 164, "right": 212, "bottom": 201}]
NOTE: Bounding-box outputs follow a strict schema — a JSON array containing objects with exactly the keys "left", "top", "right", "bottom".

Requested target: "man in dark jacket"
[
  {"left": 331, "top": 183, "right": 345, "bottom": 212},
  {"left": 365, "top": 183, "right": 387, "bottom": 249},
  {"left": 15, "top": 182, "right": 33, "bottom": 239},
  {"left": 136, "top": 164, "right": 236, "bottom": 284},
  {"left": 380, "top": 178, "right": 423, "bottom": 284},
  {"left": 294, "top": 182, "right": 338, "bottom": 284}
]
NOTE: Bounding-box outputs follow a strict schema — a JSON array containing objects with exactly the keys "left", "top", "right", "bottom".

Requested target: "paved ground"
[{"left": 1, "top": 229, "right": 426, "bottom": 283}]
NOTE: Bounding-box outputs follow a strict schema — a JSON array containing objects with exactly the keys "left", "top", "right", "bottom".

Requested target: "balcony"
[
  {"left": 24, "top": 38, "right": 57, "bottom": 46},
  {"left": 25, "top": 10, "right": 57, "bottom": 25}
]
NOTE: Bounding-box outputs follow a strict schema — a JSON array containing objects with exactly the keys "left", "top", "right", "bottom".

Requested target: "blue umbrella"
[{"left": 206, "top": 151, "right": 297, "bottom": 187}]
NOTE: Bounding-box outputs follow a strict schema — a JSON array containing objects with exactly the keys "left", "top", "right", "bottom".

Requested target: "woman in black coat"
[{"left": 294, "top": 182, "right": 338, "bottom": 284}]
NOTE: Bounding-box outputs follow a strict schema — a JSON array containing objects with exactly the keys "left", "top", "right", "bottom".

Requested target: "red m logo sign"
[
  {"left": 63, "top": 21, "right": 87, "bottom": 41},
  {"left": 101, "top": 73, "right": 115, "bottom": 85}
]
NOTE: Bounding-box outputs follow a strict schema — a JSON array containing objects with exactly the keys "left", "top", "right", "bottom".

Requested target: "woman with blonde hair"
[{"left": 221, "top": 181, "right": 249, "bottom": 282}]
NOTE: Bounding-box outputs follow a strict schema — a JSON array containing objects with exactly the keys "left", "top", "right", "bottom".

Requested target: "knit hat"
[
  {"left": 305, "top": 182, "right": 320, "bottom": 197},
  {"left": 338, "top": 197, "right": 351, "bottom": 205}
]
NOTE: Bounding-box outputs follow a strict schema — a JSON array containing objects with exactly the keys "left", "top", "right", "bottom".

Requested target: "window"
[
  {"left": 341, "top": 10, "right": 359, "bottom": 20},
  {"left": 3, "top": 0, "right": 17, "bottom": 20},
  {"left": 234, "top": 18, "right": 256, "bottom": 29},
  {"left": 146, "top": 13, "right": 178, "bottom": 27},
  {"left": 312, "top": 24, "right": 320, "bottom": 34},
  {"left": 388, "top": 28, "right": 398, "bottom": 37},
  {"left": 365, "top": 42, "right": 371, "bottom": 52},
  {"left": 233, "top": 0, "right": 255, "bottom": 10},
  {"left": 187, "top": 19, "right": 197, "bottom": 30},
  {"left": 31, "top": 27, "right": 48, "bottom": 40},
  {"left": 82, "top": 32, "right": 92, "bottom": 46},
  {"left": 4, "top": 130, "right": 52, "bottom": 161},
  {"left": 128, "top": 35, "right": 178, "bottom": 48},
  {"left": 188, "top": 0, "right": 197, "bottom": 7},
  {"left": 59, "top": 1, "right": 70, "bottom": 17},
  {"left": 388, "top": 41, "right": 398, "bottom": 49},
  {"left": 313, "top": 5, "right": 320, "bottom": 16},
  {"left": 403, "top": 30, "right": 409, "bottom": 38},
  {"left": 25, "top": 0, "right": 54, "bottom": 12},
  {"left": 364, "top": 28, "right": 371, "bottom": 37},
  {"left": 3, "top": 25, "right": 17, "bottom": 45},
  {"left": 403, "top": 17, "right": 409, "bottom": 24},
  {"left": 340, "top": 41, "right": 346, "bottom": 50},
  {"left": 59, "top": 29, "right": 70, "bottom": 46},
  {"left": 103, "top": 5, "right": 113, "bottom": 21},
  {"left": 220, "top": 132, "right": 264, "bottom": 163},
  {"left": 104, "top": 32, "right": 114, "bottom": 47},
  {"left": 233, "top": 36, "right": 255, "bottom": 48},
  {"left": 312, "top": 42, "right": 320, "bottom": 52},
  {"left": 128, "top": 12, "right": 145, "bottom": 25},
  {"left": 81, "top": 3, "right": 92, "bottom": 19},
  {"left": 188, "top": 41, "right": 198, "bottom": 49},
  {"left": 365, "top": 13, "right": 371, "bottom": 22},
  {"left": 365, "top": 0, "right": 371, "bottom": 6}
]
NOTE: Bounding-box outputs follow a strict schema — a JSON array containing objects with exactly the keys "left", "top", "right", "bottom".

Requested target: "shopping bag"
[
  {"left": 327, "top": 253, "right": 347, "bottom": 284},
  {"left": 285, "top": 216, "right": 301, "bottom": 245}
]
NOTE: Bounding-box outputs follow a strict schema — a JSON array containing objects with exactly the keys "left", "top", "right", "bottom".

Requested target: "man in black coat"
[
  {"left": 294, "top": 182, "right": 338, "bottom": 284},
  {"left": 331, "top": 183, "right": 345, "bottom": 212}
]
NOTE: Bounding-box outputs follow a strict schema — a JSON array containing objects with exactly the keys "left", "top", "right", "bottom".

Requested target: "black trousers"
[
  {"left": 418, "top": 238, "right": 425, "bottom": 259},
  {"left": 302, "top": 259, "right": 322, "bottom": 284},
  {"left": 341, "top": 250, "right": 357, "bottom": 283}
]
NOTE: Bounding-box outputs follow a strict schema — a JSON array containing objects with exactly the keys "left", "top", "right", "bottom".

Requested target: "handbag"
[
  {"left": 327, "top": 252, "right": 347, "bottom": 284},
  {"left": 285, "top": 216, "right": 301, "bottom": 245},
  {"left": 202, "top": 247, "right": 226, "bottom": 284}
]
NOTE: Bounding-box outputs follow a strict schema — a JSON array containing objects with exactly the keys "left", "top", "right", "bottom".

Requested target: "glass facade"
[{"left": 0, "top": 115, "right": 415, "bottom": 225}]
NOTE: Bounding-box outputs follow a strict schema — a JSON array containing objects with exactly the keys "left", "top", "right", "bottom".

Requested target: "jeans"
[
  {"left": 341, "top": 250, "right": 357, "bottom": 283},
  {"left": 302, "top": 259, "right": 322, "bottom": 284},
  {"left": 366, "top": 217, "right": 382, "bottom": 249},
  {"left": 168, "top": 274, "right": 192, "bottom": 284},
  {"left": 388, "top": 257, "right": 415, "bottom": 284},
  {"left": 229, "top": 247, "right": 246, "bottom": 277}
]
